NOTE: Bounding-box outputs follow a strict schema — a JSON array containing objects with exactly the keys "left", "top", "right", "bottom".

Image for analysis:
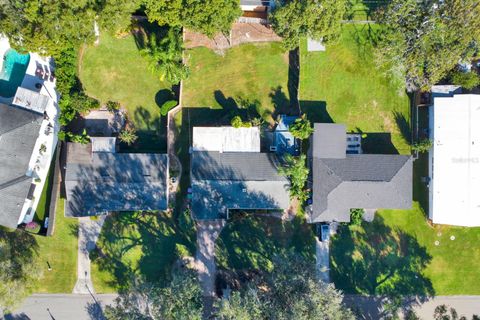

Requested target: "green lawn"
[
  {"left": 91, "top": 210, "right": 196, "bottom": 293},
  {"left": 300, "top": 24, "right": 411, "bottom": 154},
  {"left": 79, "top": 28, "right": 173, "bottom": 137},
  {"left": 183, "top": 42, "right": 292, "bottom": 124},
  {"left": 331, "top": 205, "right": 480, "bottom": 295},
  {"left": 35, "top": 198, "right": 78, "bottom": 293},
  {"left": 33, "top": 166, "right": 54, "bottom": 226},
  {"left": 216, "top": 214, "right": 316, "bottom": 272}
]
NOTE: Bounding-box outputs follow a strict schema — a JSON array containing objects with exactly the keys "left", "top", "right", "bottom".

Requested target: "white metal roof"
[
  {"left": 192, "top": 127, "right": 260, "bottom": 152},
  {"left": 12, "top": 87, "right": 50, "bottom": 114},
  {"left": 430, "top": 94, "right": 480, "bottom": 226}
]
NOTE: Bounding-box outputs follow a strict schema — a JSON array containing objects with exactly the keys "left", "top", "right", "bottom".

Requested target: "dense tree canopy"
[
  {"left": 216, "top": 254, "right": 354, "bottom": 320},
  {"left": 0, "top": 0, "right": 139, "bottom": 55},
  {"left": 289, "top": 115, "right": 314, "bottom": 140},
  {"left": 0, "top": 228, "right": 41, "bottom": 313},
  {"left": 376, "top": 0, "right": 480, "bottom": 91},
  {"left": 105, "top": 268, "right": 203, "bottom": 320},
  {"left": 144, "top": 0, "right": 242, "bottom": 38},
  {"left": 279, "top": 154, "right": 309, "bottom": 201},
  {"left": 270, "top": 0, "right": 347, "bottom": 50}
]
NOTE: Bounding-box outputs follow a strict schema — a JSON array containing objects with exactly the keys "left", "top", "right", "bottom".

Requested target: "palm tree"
[{"left": 119, "top": 127, "right": 138, "bottom": 146}]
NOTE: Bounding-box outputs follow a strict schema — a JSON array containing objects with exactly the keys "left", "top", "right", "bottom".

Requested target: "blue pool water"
[{"left": 0, "top": 49, "right": 30, "bottom": 98}]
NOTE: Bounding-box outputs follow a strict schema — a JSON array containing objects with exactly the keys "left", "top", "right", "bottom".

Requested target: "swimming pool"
[{"left": 0, "top": 49, "right": 30, "bottom": 98}]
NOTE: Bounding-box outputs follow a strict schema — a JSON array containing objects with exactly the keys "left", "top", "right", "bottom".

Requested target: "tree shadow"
[
  {"left": 3, "top": 313, "right": 32, "bottom": 320},
  {"left": 394, "top": 111, "right": 412, "bottom": 145},
  {"left": 287, "top": 48, "right": 300, "bottom": 113},
  {"left": 155, "top": 89, "right": 175, "bottom": 109},
  {"left": 347, "top": 23, "right": 382, "bottom": 61},
  {"left": 85, "top": 301, "right": 106, "bottom": 320},
  {"left": 132, "top": 20, "right": 169, "bottom": 51},
  {"left": 300, "top": 100, "right": 334, "bottom": 123},
  {"left": 90, "top": 210, "right": 196, "bottom": 290},
  {"left": 270, "top": 86, "right": 292, "bottom": 120},
  {"left": 215, "top": 214, "right": 315, "bottom": 273},
  {"left": 128, "top": 106, "right": 167, "bottom": 153},
  {"left": 213, "top": 90, "right": 263, "bottom": 123},
  {"left": 330, "top": 215, "right": 434, "bottom": 316}
]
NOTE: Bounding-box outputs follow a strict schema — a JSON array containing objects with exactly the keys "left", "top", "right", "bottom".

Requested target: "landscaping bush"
[
  {"left": 25, "top": 221, "right": 41, "bottom": 234},
  {"left": 160, "top": 100, "right": 178, "bottom": 116},
  {"left": 231, "top": 116, "right": 252, "bottom": 128},
  {"left": 119, "top": 127, "right": 138, "bottom": 145},
  {"left": 175, "top": 243, "right": 191, "bottom": 258},
  {"left": 106, "top": 101, "right": 121, "bottom": 112},
  {"left": 350, "top": 208, "right": 364, "bottom": 225},
  {"left": 412, "top": 138, "right": 433, "bottom": 153}
]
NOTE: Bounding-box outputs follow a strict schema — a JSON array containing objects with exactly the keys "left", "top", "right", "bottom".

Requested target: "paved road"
[
  {"left": 4, "top": 294, "right": 117, "bottom": 320},
  {"left": 344, "top": 295, "right": 480, "bottom": 319},
  {"left": 72, "top": 216, "right": 106, "bottom": 294},
  {"left": 315, "top": 237, "right": 330, "bottom": 283}
]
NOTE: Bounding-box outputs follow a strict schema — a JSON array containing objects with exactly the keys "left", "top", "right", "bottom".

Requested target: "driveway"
[
  {"left": 4, "top": 294, "right": 117, "bottom": 320},
  {"left": 316, "top": 237, "right": 330, "bottom": 283},
  {"left": 72, "top": 216, "right": 107, "bottom": 294},
  {"left": 195, "top": 219, "right": 226, "bottom": 317}
]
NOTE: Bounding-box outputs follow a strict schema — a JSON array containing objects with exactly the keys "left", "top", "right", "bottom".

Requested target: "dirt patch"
[{"left": 185, "top": 23, "right": 282, "bottom": 51}]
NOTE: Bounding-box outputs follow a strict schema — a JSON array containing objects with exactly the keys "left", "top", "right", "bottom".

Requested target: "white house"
[
  {"left": 0, "top": 36, "right": 60, "bottom": 229},
  {"left": 429, "top": 88, "right": 480, "bottom": 226}
]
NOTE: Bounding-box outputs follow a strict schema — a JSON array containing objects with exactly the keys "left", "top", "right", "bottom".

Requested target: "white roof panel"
[
  {"left": 193, "top": 127, "right": 260, "bottom": 152},
  {"left": 91, "top": 137, "right": 116, "bottom": 153},
  {"left": 431, "top": 94, "right": 480, "bottom": 226}
]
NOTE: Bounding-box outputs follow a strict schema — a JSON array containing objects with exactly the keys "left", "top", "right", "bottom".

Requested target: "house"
[
  {"left": 64, "top": 137, "right": 168, "bottom": 217},
  {"left": 239, "top": 0, "right": 274, "bottom": 23},
  {"left": 308, "top": 123, "right": 412, "bottom": 223},
  {"left": 190, "top": 126, "right": 290, "bottom": 219},
  {"left": 0, "top": 38, "right": 59, "bottom": 229},
  {"left": 428, "top": 87, "right": 480, "bottom": 226}
]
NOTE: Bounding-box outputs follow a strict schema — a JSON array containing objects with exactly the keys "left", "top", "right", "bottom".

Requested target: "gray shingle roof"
[
  {"left": 65, "top": 143, "right": 168, "bottom": 217},
  {"left": 191, "top": 151, "right": 289, "bottom": 219},
  {"left": 0, "top": 103, "right": 42, "bottom": 229},
  {"left": 310, "top": 124, "right": 413, "bottom": 223},
  {"left": 313, "top": 123, "right": 346, "bottom": 159}
]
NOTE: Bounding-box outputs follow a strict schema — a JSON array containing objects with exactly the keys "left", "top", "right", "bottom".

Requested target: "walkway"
[
  {"left": 315, "top": 237, "right": 330, "bottom": 283},
  {"left": 4, "top": 294, "right": 117, "bottom": 320},
  {"left": 195, "top": 219, "right": 226, "bottom": 317},
  {"left": 343, "top": 295, "right": 480, "bottom": 319},
  {"left": 72, "top": 216, "right": 107, "bottom": 294}
]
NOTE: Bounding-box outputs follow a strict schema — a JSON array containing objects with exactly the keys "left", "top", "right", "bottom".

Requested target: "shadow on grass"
[
  {"left": 394, "top": 111, "right": 412, "bottom": 146},
  {"left": 330, "top": 215, "right": 433, "bottom": 314},
  {"left": 90, "top": 210, "right": 196, "bottom": 290},
  {"left": 215, "top": 214, "right": 315, "bottom": 272}
]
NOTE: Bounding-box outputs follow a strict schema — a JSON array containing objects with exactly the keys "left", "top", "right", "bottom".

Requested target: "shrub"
[
  {"left": 350, "top": 208, "right": 364, "bottom": 225},
  {"left": 231, "top": 116, "right": 243, "bottom": 128},
  {"left": 119, "top": 127, "right": 138, "bottom": 145},
  {"left": 175, "top": 243, "right": 191, "bottom": 258},
  {"left": 160, "top": 100, "right": 178, "bottom": 116},
  {"left": 25, "top": 221, "right": 41, "bottom": 234},
  {"left": 106, "top": 101, "right": 121, "bottom": 112},
  {"left": 412, "top": 138, "right": 433, "bottom": 153},
  {"left": 452, "top": 71, "right": 480, "bottom": 90}
]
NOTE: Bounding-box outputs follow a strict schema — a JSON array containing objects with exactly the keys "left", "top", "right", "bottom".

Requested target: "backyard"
[
  {"left": 79, "top": 24, "right": 174, "bottom": 151},
  {"left": 300, "top": 23, "right": 411, "bottom": 154},
  {"left": 182, "top": 42, "right": 294, "bottom": 124},
  {"left": 90, "top": 210, "right": 196, "bottom": 293}
]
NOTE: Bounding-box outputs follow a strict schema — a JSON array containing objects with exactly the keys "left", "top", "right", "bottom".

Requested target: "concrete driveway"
[{"left": 316, "top": 237, "right": 330, "bottom": 283}]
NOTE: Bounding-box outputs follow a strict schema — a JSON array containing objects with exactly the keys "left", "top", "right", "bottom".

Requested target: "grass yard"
[
  {"left": 35, "top": 198, "right": 78, "bottom": 293},
  {"left": 90, "top": 210, "right": 196, "bottom": 293},
  {"left": 216, "top": 214, "right": 316, "bottom": 272},
  {"left": 331, "top": 205, "right": 480, "bottom": 295},
  {"left": 300, "top": 23, "right": 411, "bottom": 154},
  {"left": 79, "top": 27, "right": 173, "bottom": 150},
  {"left": 183, "top": 42, "right": 293, "bottom": 124}
]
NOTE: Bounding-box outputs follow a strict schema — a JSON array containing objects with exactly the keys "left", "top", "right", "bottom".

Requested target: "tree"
[
  {"left": 106, "top": 101, "right": 121, "bottom": 112},
  {"left": 350, "top": 208, "right": 364, "bottom": 225},
  {"left": 375, "top": 0, "right": 480, "bottom": 91},
  {"left": 289, "top": 115, "right": 314, "bottom": 140},
  {"left": 269, "top": 0, "right": 347, "bottom": 50},
  {"left": 231, "top": 116, "right": 252, "bottom": 128},
  {"left": 278, "top": 154, "right": 309, "bottom": 201},
  {"left": 119, "top": 127, "right": 138, "bottom": 146},
  {"left": 0, "top": 228, "right": 42, "bottom": 313},
  {"left": 215, "top": 253, "right": 354, "bottom": 320},
  {"left": 451, "top": 71, "right": 480, "bottom": 90},
  {"left": 0, "top": 0, "right": 141, "bottom": 55},
  {"left": 141, "top": 28, "right": 189, "bottom": 84},
  {"left": 412, "top": 139, "right": 433, "bottom": 153},
  {"left": 105, "top": 268, "right": 203, "bottom": 320},
  {"left": 144, "top": 0, "right": 241, "bottom": 38}
]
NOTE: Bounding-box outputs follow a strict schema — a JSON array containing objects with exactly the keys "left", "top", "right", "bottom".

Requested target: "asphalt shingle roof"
[
  {"left": 0, "top": 104, "right": 42, "bottom": 229},
  {"left": 310, "top": 124, "right": 413, "bottom": 223},
  {"left": 65, "top": 143, "right": 168, "bottom": 217},
  {"left": 191, "top": 151, "right": 289, "bottom": 219}
]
